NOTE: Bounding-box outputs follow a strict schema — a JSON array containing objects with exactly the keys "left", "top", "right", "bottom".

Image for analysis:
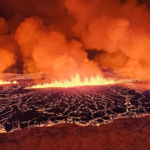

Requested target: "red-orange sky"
[{"left": 0, "top": 0, "right": 150, "bottom": 81}]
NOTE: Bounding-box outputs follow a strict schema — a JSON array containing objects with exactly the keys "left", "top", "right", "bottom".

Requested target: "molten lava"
[
  {"left": 27, "top": 74, "right": 123, "bottom": 89},
  {"left": 0, "top": 80, "right": 17, "bottom": 85}
]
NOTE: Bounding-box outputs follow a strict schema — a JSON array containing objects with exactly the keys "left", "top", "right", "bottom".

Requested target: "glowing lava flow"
[
  {"left": 26, "top": 74, "right": 124, "bottom": 89},
  {"left": 0, "top": 80, "right": 17, "bottom": 85}
]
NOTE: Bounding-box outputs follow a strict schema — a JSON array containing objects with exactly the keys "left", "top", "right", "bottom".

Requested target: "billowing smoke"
[
  {"left": 15, "top": 17, "right": 100, "bottom": 81},
  {"left": 64, "top": 0, "right": 150, "bottom": 80},
  {"left": 0, "top": 0, "right": 150, "bottom": 80},
  {"left": 0, "top": 18, "right": 15, "bottom": 76}
]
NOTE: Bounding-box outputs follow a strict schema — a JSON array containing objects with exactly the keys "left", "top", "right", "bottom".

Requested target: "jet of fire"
[{"left": 26, "top": 74, "right": 125, "bottom": 89}]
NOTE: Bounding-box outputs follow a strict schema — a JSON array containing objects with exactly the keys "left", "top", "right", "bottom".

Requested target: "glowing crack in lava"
[
  {"left": 0, "top": 80, "right": 17, "bottom": 85},
  {"left": 26, "top": 74, "right": 125, "bottom": 89}
]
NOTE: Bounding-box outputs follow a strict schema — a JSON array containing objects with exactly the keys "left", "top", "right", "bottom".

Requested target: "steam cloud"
[{"left": 0, "top": 0, "right": 150, "bottom": 80}]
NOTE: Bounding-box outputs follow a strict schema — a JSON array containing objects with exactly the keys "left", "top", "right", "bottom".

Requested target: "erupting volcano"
[{"left": 1, "top": 0, "right": 150, "bottom": 149}]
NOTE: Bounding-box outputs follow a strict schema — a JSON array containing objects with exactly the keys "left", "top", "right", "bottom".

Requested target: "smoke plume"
[
  {"left": 0, "top": 0, "right": 150, "bottom": 80},
  {"left": 15, "top": 17, "right": 100, "bottom": 81},
  {"left": 0, "top": 17, "right": 15, "bottom": 75},
  {"left": 64, "top": 0, "right": 150, "bottom": 80}
]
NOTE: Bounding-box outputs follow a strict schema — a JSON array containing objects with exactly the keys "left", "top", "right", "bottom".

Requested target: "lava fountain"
[{"left": 26, "top": 74, "right": 128, "bottom": 89}]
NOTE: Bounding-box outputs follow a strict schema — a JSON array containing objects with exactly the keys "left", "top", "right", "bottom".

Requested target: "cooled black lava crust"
[{"left": 0, "top": 81, "right": 150, "bottom": 132}]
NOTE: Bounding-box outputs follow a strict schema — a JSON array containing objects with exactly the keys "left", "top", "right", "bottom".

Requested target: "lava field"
[{"left": 0, "top": 74, "right": 150, "bottom": 133}]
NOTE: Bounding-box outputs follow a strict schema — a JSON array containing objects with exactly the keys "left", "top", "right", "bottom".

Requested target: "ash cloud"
[{"left": 0, "top": 0, "right": 150, "bottom": 80}]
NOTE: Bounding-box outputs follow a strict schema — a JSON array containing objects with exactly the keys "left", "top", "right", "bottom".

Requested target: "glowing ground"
[{"left": 0, "top": 73, "right": 150, "bottom": 133}]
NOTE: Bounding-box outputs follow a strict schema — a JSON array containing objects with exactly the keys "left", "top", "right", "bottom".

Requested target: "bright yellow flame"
[
  {"left": 0, "top": 80, "right": 17, "bottom": 85},
  {"left": 26, "top": 74, "right": 123, "bottom": 89}
]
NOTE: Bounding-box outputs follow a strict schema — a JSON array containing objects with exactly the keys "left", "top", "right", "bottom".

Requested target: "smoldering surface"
[{"left": 0, "top": 72, "right": 150, "bottom": 133}]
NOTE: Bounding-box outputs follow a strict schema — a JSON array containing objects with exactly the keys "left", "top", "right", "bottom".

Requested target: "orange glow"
[
  {"left": 0, "top": 80, "right": 17, "bottom": 85},
  {"left": 26, "top": 74, "right": 125, "bottom": 89}
]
